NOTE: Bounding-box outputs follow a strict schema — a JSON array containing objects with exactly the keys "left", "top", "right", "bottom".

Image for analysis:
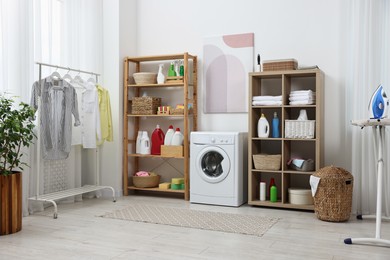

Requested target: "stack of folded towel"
[
  {"left": 252, "top": 95, "right": 282, "bottom": 106},
  {"left": 289, "top": 90, "right": 316, "bottom": 105}
]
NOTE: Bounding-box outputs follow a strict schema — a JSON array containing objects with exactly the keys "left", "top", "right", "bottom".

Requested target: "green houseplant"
[{"left": 0, "top": 94, "right": 36, "bottom": 235}]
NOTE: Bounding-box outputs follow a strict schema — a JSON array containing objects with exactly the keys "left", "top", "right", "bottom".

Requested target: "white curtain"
[
  {"left": 346, "top": 0, "right": 390, "bottom": 216},
  {"left": 0, "top": 0, "right": 103, "bottom": 216}
]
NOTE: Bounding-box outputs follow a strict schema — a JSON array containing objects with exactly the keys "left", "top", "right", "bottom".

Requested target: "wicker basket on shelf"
[
  {"left": 131, "top": 96, "right": 161, "bottom": 115},
  {"left": 253, "top": 154, "right": 281, "bottom": 170},
  {"left": 132, "top": 175, "right": 161, "bottom": 188}
]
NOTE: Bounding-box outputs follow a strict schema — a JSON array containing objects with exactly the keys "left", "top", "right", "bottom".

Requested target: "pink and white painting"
[{"left": 203, "top": 33, "right": 254, "bottom": 113}]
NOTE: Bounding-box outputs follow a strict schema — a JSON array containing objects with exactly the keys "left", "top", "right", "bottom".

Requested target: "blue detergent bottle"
[{"left": 272, "top": 112, "right": 280, "bottom": 138}]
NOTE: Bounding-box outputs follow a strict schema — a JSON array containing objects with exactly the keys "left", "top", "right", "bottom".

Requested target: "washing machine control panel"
[{"left": 193, "top": 134, "right": 235, "bottom": 145}]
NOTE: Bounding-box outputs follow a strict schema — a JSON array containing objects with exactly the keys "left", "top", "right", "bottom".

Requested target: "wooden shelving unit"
[
  {"left": 123, "top": 53, "right": 197, "bottom": 200},
  {"left": 248, "top": 69, "right": 323, "bottom": 210}
]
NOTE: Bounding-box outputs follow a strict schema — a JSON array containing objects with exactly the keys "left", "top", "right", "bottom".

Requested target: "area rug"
[{"left": 101, "top": 205, "right": 278, "bottom": 237}]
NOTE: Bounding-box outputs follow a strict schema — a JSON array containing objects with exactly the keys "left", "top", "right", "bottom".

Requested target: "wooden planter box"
[{"left": 0, "top": 172, "right": 22, "bottom": 235}]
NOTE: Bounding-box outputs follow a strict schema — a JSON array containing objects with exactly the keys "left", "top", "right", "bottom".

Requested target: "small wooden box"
[{"left": 161, "top": 145, "right": 183, "bottom": 157}]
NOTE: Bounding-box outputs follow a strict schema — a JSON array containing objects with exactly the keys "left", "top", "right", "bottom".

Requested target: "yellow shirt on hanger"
[{"left": 97, "top": 85, "right": 113, "bottom": 145}]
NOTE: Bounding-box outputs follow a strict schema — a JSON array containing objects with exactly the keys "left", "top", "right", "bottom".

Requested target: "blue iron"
[{"left": 369, "top": 85, "right": 389, "bottom": 119}]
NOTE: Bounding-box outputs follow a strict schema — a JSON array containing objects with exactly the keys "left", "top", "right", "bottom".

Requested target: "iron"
[{"left": 369, "top": 85, "right": 389, "bottom": 119}]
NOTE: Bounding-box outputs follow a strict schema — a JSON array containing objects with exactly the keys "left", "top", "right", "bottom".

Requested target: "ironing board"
[{"left": 345, "top": 118, "right": 390, "bottom": 247}]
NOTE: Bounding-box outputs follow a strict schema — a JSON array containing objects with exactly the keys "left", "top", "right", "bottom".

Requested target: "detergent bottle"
[
  {"left": 257, "top": 113, "right": 270, "bottom": 138},
  {"left": 164, "top": 125, "right": 175, "bottom": 145},
  {"left": 151, "top": 125, "right": 165, "bottom": 155},
  {"left": 139, "top": 131, "right": 151, "bottom": 155},
  {"left": 168, "top": 62, "right": 176, "bottom": 77},
  {"left": 171, "top": 128, "right": 184, "bottom": 146},
  {"left": 157, "top": 64, "right": 165, "bottom": 84},
  {"left": 272, "top": 112, "right": 280, "bottom": 138},
  {"left": 136, "top": 130, "right": 142, "bottom": 154}
]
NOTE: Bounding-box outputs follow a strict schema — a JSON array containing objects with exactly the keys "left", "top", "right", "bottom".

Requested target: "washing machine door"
[{"left": 196, "top": 146, "right": 231, "bottom": 183}]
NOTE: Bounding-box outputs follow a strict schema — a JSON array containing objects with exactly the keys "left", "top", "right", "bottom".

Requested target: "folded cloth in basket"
[
  {"left": 287, "top": 158, "right": 315, "bottom": 171},
  {"left": 252, "top": 95, "right": 282, "bottom": 101},
  {"left": 252, "top": 100, "right": 282, "bottom": 106}
]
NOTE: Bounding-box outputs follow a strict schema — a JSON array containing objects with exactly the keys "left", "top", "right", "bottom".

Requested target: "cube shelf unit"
[
  {"left": 248, "top": 69, "right": 324, "bottom": 210},
  {"left": 123, "top": 53, "right": 197, "bottom": 200}
]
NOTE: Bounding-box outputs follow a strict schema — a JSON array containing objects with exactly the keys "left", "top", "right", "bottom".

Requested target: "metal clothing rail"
[{"left": 29, "top": 62, "right": 115, "bottom": 219}]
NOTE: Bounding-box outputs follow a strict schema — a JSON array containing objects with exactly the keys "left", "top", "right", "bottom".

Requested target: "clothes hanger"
[
  {"left": 62, "top": 68, "right": 73, "bottom": 82},
  {"left": 50, "top": 66, "right": 62, "bottom": 80},
  {"left": 87, "top": 73, "right": 96, "bottom": 84},
  {"left": 73, "top": 70, "right": 84, "bottom": 83}
]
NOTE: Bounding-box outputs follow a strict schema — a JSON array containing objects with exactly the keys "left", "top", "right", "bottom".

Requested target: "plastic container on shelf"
[
  {"left": 136, "top": 131, "right": 142, "bottom": 154},
  {"left": 272, "top": 112, "right": 280, "bottom": 138},
  {"left": 164, "top": 125, "right": 175, "bottom": 145},
  {"left": 139, "top": 131, "right": 150, "bottom": 155},
  {"left": 171, "top": 128, "right": 184, "bottom": 145},
  {"left": 257, "top": 113, "right": 269, "bottom": 138},
  {"left": 270, "top": 185, "right": 278, "bottom": 202},
  {"left": 151, "top": 124, "right": 165, "bottom": 155}
]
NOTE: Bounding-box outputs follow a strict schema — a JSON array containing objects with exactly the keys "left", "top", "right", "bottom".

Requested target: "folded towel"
[
  {"left": 290, "top": 90, "right": 313, "bottom": 95},
  {"left": 289, "top": 100, "right": 315, "bottom": 105},
  {"left": 252, "top": 100, "right": 282, "bottom": 106},
  {"left": 252, "top": 95, "right": 282, "bottom": 101},
  {"left": 289, "top": 96, "right": 316, "bottom": 102},
  {"left": 290, "top": 92, "right": 316, "bottom": 97}
]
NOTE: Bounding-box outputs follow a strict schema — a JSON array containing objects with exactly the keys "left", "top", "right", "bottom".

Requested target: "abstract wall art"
[{"left": 203, "top": 32, "right": 254, "bottom": 113}]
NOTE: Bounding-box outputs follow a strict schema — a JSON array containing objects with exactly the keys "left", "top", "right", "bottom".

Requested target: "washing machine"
[{"left": 190, "top": 132, "right": 247, "bottom": 207}]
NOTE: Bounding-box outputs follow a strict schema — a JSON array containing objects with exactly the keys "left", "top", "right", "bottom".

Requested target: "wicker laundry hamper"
[{"left": 313, "top": 166, "right": 353, "bottom": 222}]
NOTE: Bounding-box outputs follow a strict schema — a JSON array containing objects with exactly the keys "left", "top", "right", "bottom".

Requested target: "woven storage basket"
[
  {"left": 285, "top": 120, "right": 315, "bottom": 139},
  {"left": 132, "top": 97, "right": 161, "bottom": 115},
  {"left": 132, "top": 175, "right": 161, "bottom": 188},
  {"left": 253, "top": 154, "right": 281, "bottom": 170},
  {"left": 313, "top": 166, "right": 353, "bottom": 222},
  {"left": 133, "top": 72, "right": 157, "bottom": 84},
  {"left": 262, "top": 59, "right": 298, "bottom": 71}
]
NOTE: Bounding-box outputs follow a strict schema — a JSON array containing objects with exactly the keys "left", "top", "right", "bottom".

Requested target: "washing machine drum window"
[{"left": 201, "top": 151, "right": 224, "bottom": 177}]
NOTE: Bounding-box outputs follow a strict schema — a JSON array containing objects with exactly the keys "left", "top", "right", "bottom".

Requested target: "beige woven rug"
[{"left": 101, "top": 205, "right": 278, "bottom": 236}]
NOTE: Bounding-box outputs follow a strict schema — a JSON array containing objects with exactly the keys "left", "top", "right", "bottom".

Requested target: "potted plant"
[{"left": 0, "top": 94, "right": 36, "bottom": 235}]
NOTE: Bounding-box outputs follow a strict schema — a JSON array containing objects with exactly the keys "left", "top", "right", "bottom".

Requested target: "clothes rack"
[{"left": 28, "top": 62, "right": 116, "bottom": 219}]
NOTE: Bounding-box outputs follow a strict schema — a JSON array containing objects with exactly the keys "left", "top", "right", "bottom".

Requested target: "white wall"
[
  {"left": 102, "top": 0, "right": 350, "bottom": 196},
  {"left": 134, "top": 0, "right": 348, "bottom": 168},
  {"left": 100, "top": 0, "right": 137, "bottom": 196}
]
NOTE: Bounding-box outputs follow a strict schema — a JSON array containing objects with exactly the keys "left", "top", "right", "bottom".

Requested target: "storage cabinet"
[
  {"left": 123, "top": 53, "right": 197, "bottom": 200},
  {"left": 248, "top": 69, "right": 323, "bottom": 210}
]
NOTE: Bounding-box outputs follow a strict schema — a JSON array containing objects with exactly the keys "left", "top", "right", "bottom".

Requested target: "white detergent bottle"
[
  {"left": 164, "top": 125, "right": 175, "bottom": 145},
  {"left": 171, "top": 128, "right": 184, "bottom": 145},
  {"left": 140, "top": 131, "right": 151, "bottom": 155},
  {"left": 157, "top": 64, "right": 165, "bottom": 84},
  {"left": 136, "top": 130, "right": 142, "bottom": 153},
  {"left": 257, "top": 113, "right": 270, "bottom": 138}
]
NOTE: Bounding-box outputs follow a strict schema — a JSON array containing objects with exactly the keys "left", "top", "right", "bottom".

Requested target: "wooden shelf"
[
  {"left": 127, "top": 114, "right": 185, "bottom": 118},
  {"left": 127, "top": 82, "right": 185, "bottom": 88},
  {"left": 127, "top": 153, "right": 184, "bottom": 159},
  {"left": 248, "top": 69, "right": 324, "bottom": 211},
  {"left": 249, "top": 200, "right": 315, "bottom": 210},
  {"left": 123, "top": 52, "right": 198, "bottom": 201},
  {"left": 127, "top": 186, "right": 185, "bottom": 194}
]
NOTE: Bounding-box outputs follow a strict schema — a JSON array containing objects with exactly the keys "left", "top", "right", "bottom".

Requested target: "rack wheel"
[
  {"left": 113, "top": 198, "right": 116, "bottom": 202},
  {"left": 53, "top": 213, "right": 58, "bottom": 219}
]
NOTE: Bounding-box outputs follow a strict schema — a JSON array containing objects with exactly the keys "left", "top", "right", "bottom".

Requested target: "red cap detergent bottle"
[{"left": 151, "top": 124, "right": 165, "bottom": 155}]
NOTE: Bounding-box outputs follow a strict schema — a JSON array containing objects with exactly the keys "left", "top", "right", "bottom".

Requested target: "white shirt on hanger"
[{"left": 71, "top": 79, "right": 101, "bottom": 148}]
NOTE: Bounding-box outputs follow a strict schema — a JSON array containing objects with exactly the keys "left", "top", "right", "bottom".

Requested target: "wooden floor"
[{"left": 0, "top": 195, "right": 389, "bottom": 259}]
